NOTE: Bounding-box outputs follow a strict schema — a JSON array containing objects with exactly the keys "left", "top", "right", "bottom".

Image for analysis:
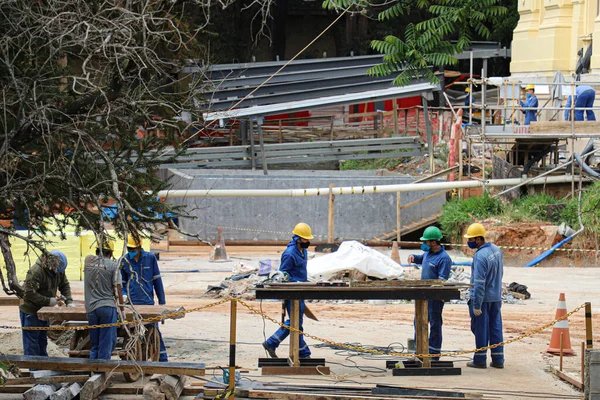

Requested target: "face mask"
[
  {"left": 127, "top": 250, "right": 138, "bottom": 258},
  {"left": 526, "top": 93, "right": 532, "bottom": 99},
  {"left": 300, "top": 241, "right": 310, "bottom": 249},
  {"left": 467, "top": 241, "right": 478, "bottom": 249},
  {"left": 421, "top": 243, "right": 431, "bottom": 252}
]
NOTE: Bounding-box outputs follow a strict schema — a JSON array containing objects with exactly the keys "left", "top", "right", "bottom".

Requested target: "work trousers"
[
  {"left": 470, "top": 301, "right": 504, "bottom": 366},
  {"left": 87, "top": 306, "right": 118, "bottom": 360},
  {"left": 155, "top": 324, "right": 168, "bottom": 362},
  {"left": 575, "top": 90, "right": 596, "bottom": 121},
  {"left": 414, "top": 300, "right": 444, "bottom": 360},
  {"left": 20, "top": 311, "right": 49, "bottom": 357},
  {"left": 265, "top": 300, "right": 311, "bottom": 358}
]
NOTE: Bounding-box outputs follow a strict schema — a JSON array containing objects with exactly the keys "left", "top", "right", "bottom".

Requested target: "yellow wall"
[
  {"left": 511, "top": 0, "right": 597, "bottom": 75},
  {"left": 0, "top": 231, "right": 151, "bottom": 282}
]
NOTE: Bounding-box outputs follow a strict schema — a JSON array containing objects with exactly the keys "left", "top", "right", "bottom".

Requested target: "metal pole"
[
  {"left": 422, "top": 96, "right": 434, "bottom": 173},
  {"left": 249, "top": 120, "right": 256, "bottom": 171},
  {"left": 328, "top": 183, "right": 335, "bottom": 243},
  {"left": 481, "top": 69, "right": 487, "bottom": 181},
  {"left": 586, "top": 302, "right": 593, "bottom": 348},
  {"left": 396, "top": 192, "right": 401, "bottom": 242},
  {"left": 257, "top": 122, "right": 268, "bottom": 175},
  {"left": 228, "top": 298, "right": 237, "bottom": 399},
  {"left": 469, "top": 51, "right": 473, "bottom": 125}
]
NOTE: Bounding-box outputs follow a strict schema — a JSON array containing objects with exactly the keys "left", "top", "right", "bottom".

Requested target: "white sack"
[{"left": 307, "top": 241, "right": 404, "bottom": 282}]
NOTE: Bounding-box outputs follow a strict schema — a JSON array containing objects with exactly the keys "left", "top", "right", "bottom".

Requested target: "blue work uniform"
[
  {"left": 520, "top": 95, "right": 538, "bottom": 125},
  {"left": 411, "top": 247, "right": 452, "bottom": 358},
  {"left": 564, "top": 85, "right": 596, "bottom": 121},
  {"left": 121, "top": 250, "right": 168, "bottom": 362},
  {"left": 265, "top": 236, "right": 311, "bottom": 358},
  {"left": 469, "top": 242, "right": 504, "bottom": 366}
]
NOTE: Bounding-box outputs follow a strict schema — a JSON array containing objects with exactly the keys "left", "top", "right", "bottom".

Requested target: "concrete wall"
[{"left": 162, "top": 169, "right": 446, "bottom": 242}]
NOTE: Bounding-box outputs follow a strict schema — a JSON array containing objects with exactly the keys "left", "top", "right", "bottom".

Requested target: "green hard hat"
[{"left": 420, "top": 226, "right": 443, "bottom": 241}]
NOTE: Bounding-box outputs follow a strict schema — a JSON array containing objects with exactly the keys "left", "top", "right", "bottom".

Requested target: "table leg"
[
  {"left": 415, "top": 299, "right": 430, "bottom": 368},
  {"left": 289, "top": 300, "right": 300, "bottom": 367}
]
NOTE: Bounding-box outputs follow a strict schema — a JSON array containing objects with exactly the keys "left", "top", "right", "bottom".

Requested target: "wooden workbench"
[
  {"left": 255, "top": 283, "right": 463, "bottom": 375},
  {"left": 37, "top": 305, "right": 178, "bottom": 322}
]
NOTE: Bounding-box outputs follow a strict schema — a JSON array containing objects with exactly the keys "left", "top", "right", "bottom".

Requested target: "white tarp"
[{"left": 307, "top": 241, "right": 404, "bottom": 282}]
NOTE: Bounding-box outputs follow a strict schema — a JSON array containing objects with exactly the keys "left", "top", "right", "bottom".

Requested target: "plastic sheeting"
[{"left": 307, "top": 241, "right": 403, "bottom": 282}]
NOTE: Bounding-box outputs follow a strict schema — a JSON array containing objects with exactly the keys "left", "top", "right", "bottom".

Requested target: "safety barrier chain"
[
  {"left": 2, "top": 298, "right": 587, "bottom": 359},
  {"left": 1, "top": 298, "right": 231, "bottom": 331},
  {"left": 237, "top": 298, "right": 588, "bottom": 359},
  {"left": 198, "top": 222, "right": 599, "bottom": 253}
]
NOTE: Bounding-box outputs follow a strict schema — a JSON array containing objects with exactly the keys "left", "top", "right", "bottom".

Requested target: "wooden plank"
[
  {"left": 80, "top": 373, "right": 107, "bottom": 400},
  {"left": 529, "top": 121, "right": 600, "bottom": 134},
  {"left": 98, "top": 385, "right": 202, "bottom": 396},
  {"left": 4, "top": 375, "right": 90, "bottom": 385},
  {"left": 23, "top": 384, "right": 60, "bottom": 400},
  {"left": 415, "top": 299, "right": 430, "bottom": 368},
  {"left": 552, "top": 367, "right": 583, "bottom": 390},
  {"left": 241, "top": 389, "right": 468, "bottom": 400},
  {"left": 261, "top": 366, "right": 330, "bottom": 376},
  {"left": 350, "top": 280, "right": 444, "bottom": 288},
  {"left": 37, "top": 305, "right": 184, "bottom": 321},
  {"left": 289, "top": 299, "right": 300, "bottom": 367},
  {"left": 2, "top": 354, "right": 205, "bottom": 376},
  {"left": 0, "top": 297, "right": 21, "bottom": 306},
  {"left": 159, "top": 374, "right": 187, "bottom": 400}
]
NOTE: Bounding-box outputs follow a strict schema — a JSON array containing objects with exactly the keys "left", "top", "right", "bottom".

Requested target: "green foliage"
[
  {"left": 578, "top": 182, "right": 600, "bottom": 236},
  {"left": 324, "top": 0, "right": 507, "bottom": 85},
  {"left": 340, "top": 157, "right": 408, "bottom": 170},
  {"left": 439, "top": 194, "right": 503, "bottom": 242},
  {"left": 505, "top": 194, "right": 564, "bottom": 222}
]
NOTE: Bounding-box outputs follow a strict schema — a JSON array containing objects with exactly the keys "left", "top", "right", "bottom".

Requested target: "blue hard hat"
[{"left": 49, "top": 250, "right": 68, "bottom": 273}]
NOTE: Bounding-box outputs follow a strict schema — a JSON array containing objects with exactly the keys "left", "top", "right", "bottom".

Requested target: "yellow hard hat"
[
  {"left": 525, "top": 84, "right": 535, "bottom": 91},
  {"left": 464, "top": 223, "right": 487, "bottom": 238},
  {"left": 464, "top": 87, "right": 470, "bottom": 93},
  {"left": 292, "top": 223, "right": 314, "bottom": 240},
  {"left": 98, "top": 239, "right": 115, "bottom": 252},
  {"left": 127, "top": 236, "right": 142, "bottom": 248}
]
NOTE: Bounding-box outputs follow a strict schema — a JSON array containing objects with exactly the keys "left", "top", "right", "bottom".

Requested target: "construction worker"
[
  {"left": 407, "top": 226, "right": 452, "bottom": 360},
  {"left": 520, "top": 84, "right": 538, "bottom": 125},
  {"left": 263, "top": 223, "right": 314, "bottom": 359},
  {"left": 564, "top": 85, "right": 596, "bottom": 121},
  {"left": 19, "top": 250, "right": 73, "bottom": 357},
  {"left": 121, "top": 236, "right": 168, "bottom": 362},
  {"left": 84, "top": 239, "right": 124, "bottom": 360},
  {"left": 464, "top": 223, "right": 504, "bottom": 369}
]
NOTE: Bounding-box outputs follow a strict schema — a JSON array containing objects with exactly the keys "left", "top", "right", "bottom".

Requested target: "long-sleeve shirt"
[
  {"left": 564, "top": 85, "right": 595, "bottom": 120},
  {"left": 412, "top": 247, "right": 452, "bottom": 281},
  {"left": 469, "top": 242, "right": 503, "bottom": 310},
  {"left": 19, "top": 259, "right": 73, "bottom": 315},
  {"left": 121, "top": 250, "right": 165, "bottom": 305},
  {"left": 279, "top": 236, "right": 308, "bottom": 283},
  {"left": 520, "top": 96, "right": 538, "bottom": 125}
]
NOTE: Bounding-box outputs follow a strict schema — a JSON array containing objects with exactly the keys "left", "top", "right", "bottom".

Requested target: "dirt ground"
[{"left": 0, "top": 246, "right": 597, "bottom": 399}]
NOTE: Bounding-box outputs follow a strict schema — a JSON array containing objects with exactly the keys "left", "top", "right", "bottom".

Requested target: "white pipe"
[{"left": 157, "top": 175, "right": 585, "bottom": 199}]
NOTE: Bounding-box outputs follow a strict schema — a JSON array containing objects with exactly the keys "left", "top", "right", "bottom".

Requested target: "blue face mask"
[
  {"left": 526, "top": 93, "right": 532, "bottom": 99},
  {"left": 467, "top": 241, "right": 478, "bottom": 249},
  {"left": 421, "top": 243, "right": 431, "bottom": 252},
  {"left": 127, "top": 251, "right": 138, "bottom": 258}
]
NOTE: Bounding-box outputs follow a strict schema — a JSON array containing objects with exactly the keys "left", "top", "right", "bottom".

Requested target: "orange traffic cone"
[
  {"left": 390, "top": 241, "right": 401, "bottom": 264},
  {"left": 546, "top": 293, "right": 575, "bottom": 356},
  {"left": 209, "top": 227, "right": 230, "bottom": 262}
]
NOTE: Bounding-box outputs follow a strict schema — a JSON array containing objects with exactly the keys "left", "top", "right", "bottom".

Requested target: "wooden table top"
[{"left": 37, "top": 304, "right": 184, "bottom": 321}]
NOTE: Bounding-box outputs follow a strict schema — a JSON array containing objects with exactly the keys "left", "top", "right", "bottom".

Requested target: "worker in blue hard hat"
[
  {"left": 519, "top": 84, "right": 538, "bottom": 125},
  {"left": 263, "top": 223, "right": 314, "bottom": 359},
  {"left": 407, "top": 226, "right": 452, "bottom": 360},
  {"left": 19, "top": 250, "right": 73, "bottom": 357}
]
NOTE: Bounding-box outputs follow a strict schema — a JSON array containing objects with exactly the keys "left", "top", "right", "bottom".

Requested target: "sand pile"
[{"left": 0, "top": 331, "right": 66, "bottom": 357}]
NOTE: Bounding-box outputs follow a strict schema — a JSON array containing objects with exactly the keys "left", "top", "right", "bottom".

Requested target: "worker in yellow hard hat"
[
  {"left": 463, "top": 223, "right": 505, "bottom": 369},
  {"left": 263, "top": 223, "right": 315, "bottom": 359},
  {"left": 121, "top": 234, "right": 169, "bottom": 362},
  {"left": 84, "top": 238, "right": 123, "bottom": 359},
  {"left": 519, "top": 84, "right": 538, "bottom": 125}
]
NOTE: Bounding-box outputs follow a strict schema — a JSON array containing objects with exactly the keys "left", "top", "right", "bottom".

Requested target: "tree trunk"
[{"left": 0, "top": 232, "right": 24, "bottom": 297}]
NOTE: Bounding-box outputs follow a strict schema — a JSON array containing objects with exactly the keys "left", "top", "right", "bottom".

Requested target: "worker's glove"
[
  {"left": 473, "top": 309, "right": 482, "bottom": 317},
  {"left": 48, "top": 298, "right": 58, "bottom": 307},
  {"left": 67, "top": 303, "right": 76, "bottom": 308}
]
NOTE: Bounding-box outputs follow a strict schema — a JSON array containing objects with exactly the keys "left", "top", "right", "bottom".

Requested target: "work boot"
[
  {"left": 490, "top": 362, "right": 504, "bottom": 369},
  {"left": 466, "top": 362, "right": 487, "bottom": 369},
  {"left": 262, "top": 342, "right": 277, "bottom": 358}
]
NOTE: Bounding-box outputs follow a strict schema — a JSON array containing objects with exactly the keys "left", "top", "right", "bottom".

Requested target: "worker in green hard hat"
[{"left": 407, "top": 226, "right": 452, "bottom": 360}]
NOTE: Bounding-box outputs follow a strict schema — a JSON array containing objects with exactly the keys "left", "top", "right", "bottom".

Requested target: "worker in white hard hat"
[
  {"left": 464, "top": 223, "right": 505, "bottom": 369},
  {"left": 263, "top": 223, "right": 314, "bottom": 359},
  {"left": 519, "top": 84, "right": 538, "bottom": 125}
]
